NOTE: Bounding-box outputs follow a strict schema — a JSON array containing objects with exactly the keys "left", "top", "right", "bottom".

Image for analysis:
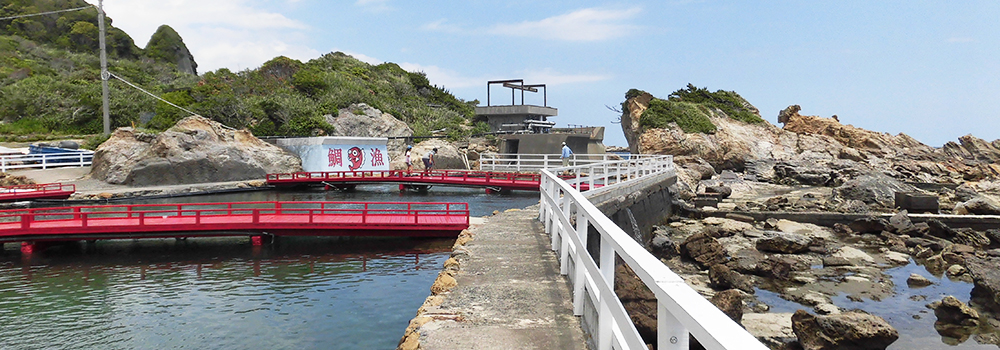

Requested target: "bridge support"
[{"left": 251, "top": 235, "right": 275, "bottom": 246}]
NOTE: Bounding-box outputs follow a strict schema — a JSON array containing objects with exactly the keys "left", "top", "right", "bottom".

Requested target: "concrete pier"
[{"left": 403, "top": 206, "right": 588, "bottom": 349}]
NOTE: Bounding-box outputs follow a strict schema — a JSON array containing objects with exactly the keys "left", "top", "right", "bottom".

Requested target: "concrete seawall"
[{"left": 399, "top": 169, "right": 678, "bottom": 349}]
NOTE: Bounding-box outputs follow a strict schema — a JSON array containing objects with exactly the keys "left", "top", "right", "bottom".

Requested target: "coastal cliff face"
[{"left": 622, "top": 95, "right": 1000, "bottom": 184}]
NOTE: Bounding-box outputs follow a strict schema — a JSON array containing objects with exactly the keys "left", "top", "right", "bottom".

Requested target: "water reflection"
[{"left": 0, "top": 236, "right": 453, "bottom": 349}]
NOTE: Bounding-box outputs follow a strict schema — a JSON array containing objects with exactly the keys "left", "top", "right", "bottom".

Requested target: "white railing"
[
  {"left": 539, "top": 157, "right": 767, "bottom": 350},
  {"left": 0, "top": 152, "right": 95, "bottom": 172},
  {"left": 479, "top": 153, "right": 658, "bottom": 172}
]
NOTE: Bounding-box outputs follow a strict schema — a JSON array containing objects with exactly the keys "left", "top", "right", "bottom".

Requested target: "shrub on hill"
[{"left": 632, "top": 84, "right": 763, "bottom": 134}]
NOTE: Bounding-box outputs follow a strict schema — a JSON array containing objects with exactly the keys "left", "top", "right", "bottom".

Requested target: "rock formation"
[
  {"left": 621, "top": 95, "right": 1000, "bottom": 184},
  {"left": 91, "top": 116, "right": 301, "bottom": 186},
  {"left": 791, "top": 310, "right": 899, "bottom": 349},
  {"left": 325, "top": 103, "right": 413, "bottom": 167}
]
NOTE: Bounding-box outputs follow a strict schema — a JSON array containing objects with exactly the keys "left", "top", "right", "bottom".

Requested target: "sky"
[{"left": 84, "top": 0, "right": 1000, "bottom": 147}]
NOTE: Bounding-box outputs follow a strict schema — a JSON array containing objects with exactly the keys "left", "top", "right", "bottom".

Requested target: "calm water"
[{"left": 0, "top": 185, "right": 539, "bottom": 349}]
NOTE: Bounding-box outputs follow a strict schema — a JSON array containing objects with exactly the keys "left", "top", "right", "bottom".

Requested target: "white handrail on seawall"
[
  {"left": 0, "top": 152, "right": 94, "bottom": 172},
  {"left": 538, "top": 155, "right": 767, "bottom": 350},
  {"left": 479, "top": 153, "right": 657, "bottom": 172}
]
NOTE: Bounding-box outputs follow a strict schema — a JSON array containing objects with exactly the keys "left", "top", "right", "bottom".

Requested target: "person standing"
[
  {"left": 561, "top": 142, "right": 573, "bottom": 167},
  {"left": 405, "top": 145, "right": 413, "bottom": 172},
  {"left": 422, "top": 148, "right": 437, "bottom": 172}
]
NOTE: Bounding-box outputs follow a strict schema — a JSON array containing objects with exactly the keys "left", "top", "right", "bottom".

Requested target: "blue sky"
[{"left": 87, "top": 0, "right": 999, "bottom": 147}]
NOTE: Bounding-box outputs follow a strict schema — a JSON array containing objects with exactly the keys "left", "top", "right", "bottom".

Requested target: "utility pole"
[{"left": 98, "top": 0, "right": 110, "bottom": 135}]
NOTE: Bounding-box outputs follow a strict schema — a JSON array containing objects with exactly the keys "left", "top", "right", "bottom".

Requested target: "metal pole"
[{"left": 98, "top": 0, "right": 111, "bottom": 135}]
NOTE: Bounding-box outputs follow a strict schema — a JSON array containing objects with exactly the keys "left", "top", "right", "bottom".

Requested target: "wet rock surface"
[{"left": 791, "top": 310, "right": 899, "bottom": 350}]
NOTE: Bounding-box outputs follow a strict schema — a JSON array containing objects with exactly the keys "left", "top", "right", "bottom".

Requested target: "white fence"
[
  {"left": 0, "top": 152, "right": 95, "bottom": 172},
  {"left": 538, "top": 156, "right": 767, "bottom": 350},
  {"left": 479, "top": 153, "right": 658, "bottom": 172}
]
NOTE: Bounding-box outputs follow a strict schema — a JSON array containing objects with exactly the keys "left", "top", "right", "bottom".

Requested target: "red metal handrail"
[
  {"left": 0, "top": 182, "right": 75, "bottom": 194},
  {"left": 0, "top": 201, "right": 470, "bottom": 228}
]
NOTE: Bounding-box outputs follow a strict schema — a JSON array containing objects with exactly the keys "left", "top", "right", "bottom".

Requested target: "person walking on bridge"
[
  {"left": 405, "top": 145, "right": 413, "bottom": 172},
  {"left": 422, "top": 148, "right": 437, "bottom": 173},
  {"left": 561, "top": 142, "right": 574, "bottom": 167}
]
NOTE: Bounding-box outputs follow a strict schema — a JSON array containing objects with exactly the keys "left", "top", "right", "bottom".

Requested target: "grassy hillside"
[
  {"left": 0, "top": 1, "right": 481, "bottom": 142},
  {"left": 630, "top": 84, "right": 764, "bottom": 134}
]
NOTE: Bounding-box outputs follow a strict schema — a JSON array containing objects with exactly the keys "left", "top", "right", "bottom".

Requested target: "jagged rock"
[
  {"left": 888, "top": 210, "right": 914, "bottom": 232},
  {"left": 650, "top": 227, "right": 680, "bottom": 259},
  {"left": 965, "top": 256, "right": 1000, "bottom": 311},
  {"left": 704, "top": 185, "right": 732, "bottom": 199},
  {"left": 946, "top": 264, "right": 967, "bottom": 277},
  {"left": 0, "top": 172, "right": 33, "bottom": 187},
  {"left": 681, "top": 232, "right": 728, "bottom": 268},
  {"left": 91, "top": 116, "right": 302, "bottom": 185},
  {"left": 835, "top": 175, "right": 918, "bottom": 208},
  {"left": 774, "top": 161, "right": 835, "bottom": 186},
  {"left": 848, "top": 217, "right": 888, "bottom": 234},
  {"left": 791, "top": 310, "right": 899, "bottom": 350},
  {"left": 958, "top": 195, "right": 1000, "bottom": 215},
  {"left": 925, "top": 219, "right": 958, "bottom": 240},
  {"left": 709, "top": 264, "right": 754, "bottom": 293},
  {"left": 145, "top": 25, "right": 198, "bottom": 75},
  {"left": 710, "top": 289, "right": 744, "bottom": 325},
  {"left": 907, "top": 273, "right": 933, "bottom": 287},
  {"left": 930, "top": 296, "right": 980, "bottom": 340},
  {"left": 953, "top": 228, "right": 991, "bottom": 248},
  {"left": 756, "top": 232, "right": 812, "bottom": 254}
]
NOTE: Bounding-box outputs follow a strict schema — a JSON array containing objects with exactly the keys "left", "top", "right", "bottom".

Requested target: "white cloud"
[
  {"left": 421, "top": 19, "right": 463, "bottom": 33},
  {"left": 84, "top": 0, "right": 314, "bottom": 72},
  {"left": 398, "top": 63, "right": 485, "bottom": 89},
  {"left": 488, "top": 7, "right": 642, "bottom": 41},
  {"left": 335, "top": 49, "right": 383, "bottom": 65}
]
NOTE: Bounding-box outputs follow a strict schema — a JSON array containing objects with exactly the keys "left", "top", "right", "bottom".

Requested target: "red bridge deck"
[
  {"left": 0, "top": 183, "right": 75, "bottom": 202},
  {"left": 0, "top": 201, "right": 469, "bottom": 243},
  {"left": 266, "top": 170, "right": 597, "bottom": 191}
]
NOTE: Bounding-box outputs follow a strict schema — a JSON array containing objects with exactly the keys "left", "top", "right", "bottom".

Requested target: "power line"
[
  {"left": 108, "top": 72, "right": 199, "bottom": 118},
  {"left": 0, "top": 6, "right": 94, "bottom": 21}
]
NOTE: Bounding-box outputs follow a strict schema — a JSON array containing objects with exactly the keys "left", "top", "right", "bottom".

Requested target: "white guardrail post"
[{"left": 537, "top": 155, "right": 767, "bottom": 350}]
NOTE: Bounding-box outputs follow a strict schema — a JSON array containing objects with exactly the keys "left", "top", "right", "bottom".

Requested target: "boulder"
[
  {"left": 931, "top": 296, "right": 980, "bottom": 326},
  {"left": 681, "top": 232, "right": 728, "bottom": 269},
  {"left": 888, "top": 210, "right": 914, "bottom": 233},
  {"left": 650, "top": 228, "right": 680, "bottom": 259},
  {"left": 774, "top": 161, "right": 835, "bottom": 186},
  {"left": 411, "top": 139, "right": 467, "bottom": 170},
  {"left": 907, "top": 273, "right": 933, "bottom": 287},
  {"left": 848, "top": 217, "right": 888, "bottom": 234},
  {"left": 965, "top": 256, "right": 1000, "bottom": 311},
  {"left": 756, "top": 232, "right": 812, "bottom": 254},
  {"left": 91, "top": 116, "right": 302, "bottom": 185},
  {"left": 791, "top": 310, "right": 899, "bottom": 350},
  {"left": 704, "top": 185, "right": 733, "bottom": 199},
  {"left": 930, "top": 296, "right": 980, "bottom": 341},
  {"left": 832, "top": 246, "right": 875, "bottom": 265},
  {"left": 958, "top": 195, "right": 1000, "bottom": 215},
  {"left": 708, "top": 264, "right": 754, "bottom": 293},
  {"left": 710, "top": 289, "right": 744, "bottom": 325},
  {"left": 835, "top": 174, "right": 918, "bottom": 208}
]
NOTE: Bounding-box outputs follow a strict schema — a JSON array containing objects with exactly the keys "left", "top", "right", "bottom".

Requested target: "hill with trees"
[{"left": 0, "top": 0, "right": 480, "bottom": 144}]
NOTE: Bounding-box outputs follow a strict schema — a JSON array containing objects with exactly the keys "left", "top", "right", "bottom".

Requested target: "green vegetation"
[
  {"left": 0, "top": 1, "right": 480, "bottom": 143},
  {"left": 632, "top": 84, "right": 762, "bottom": 134}
]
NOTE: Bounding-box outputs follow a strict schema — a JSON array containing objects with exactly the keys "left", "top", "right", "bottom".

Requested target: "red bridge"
[
  {"left": 266, "top": 170, "right": 597, "bottom": 192},
  {"left": 1, "top": 201, "right": 469, "bottom": 250},
  {"left": 0, "top": 183, "right": 75, "bottom": 202}
]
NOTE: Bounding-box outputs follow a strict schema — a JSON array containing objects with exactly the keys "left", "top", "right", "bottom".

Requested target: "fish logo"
[{"left": 347, "top": 146, "right": 364, "bottom": 171}]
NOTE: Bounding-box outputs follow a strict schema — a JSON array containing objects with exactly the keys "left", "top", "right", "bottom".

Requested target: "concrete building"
[{"left": 475, "top": 80, "right": 605, "bottom": 155}]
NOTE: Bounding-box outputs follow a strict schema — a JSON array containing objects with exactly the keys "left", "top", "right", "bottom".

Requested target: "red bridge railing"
[
  {"left": 0, "top": 182, "right": 75, "bottom": 201},
  {"left": 0, "top": 201, "right": 469, "bottom": 242}
]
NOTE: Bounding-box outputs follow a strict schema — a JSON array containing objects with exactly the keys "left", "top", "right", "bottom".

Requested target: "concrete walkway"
[{"left": 412, "top": 206, "right": 588, "bottom": 349}]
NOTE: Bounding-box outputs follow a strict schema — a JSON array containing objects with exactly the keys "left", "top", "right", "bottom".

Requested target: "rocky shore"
[{"left": 620, "top": 91, "right": 1000, "bottom": 349}]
